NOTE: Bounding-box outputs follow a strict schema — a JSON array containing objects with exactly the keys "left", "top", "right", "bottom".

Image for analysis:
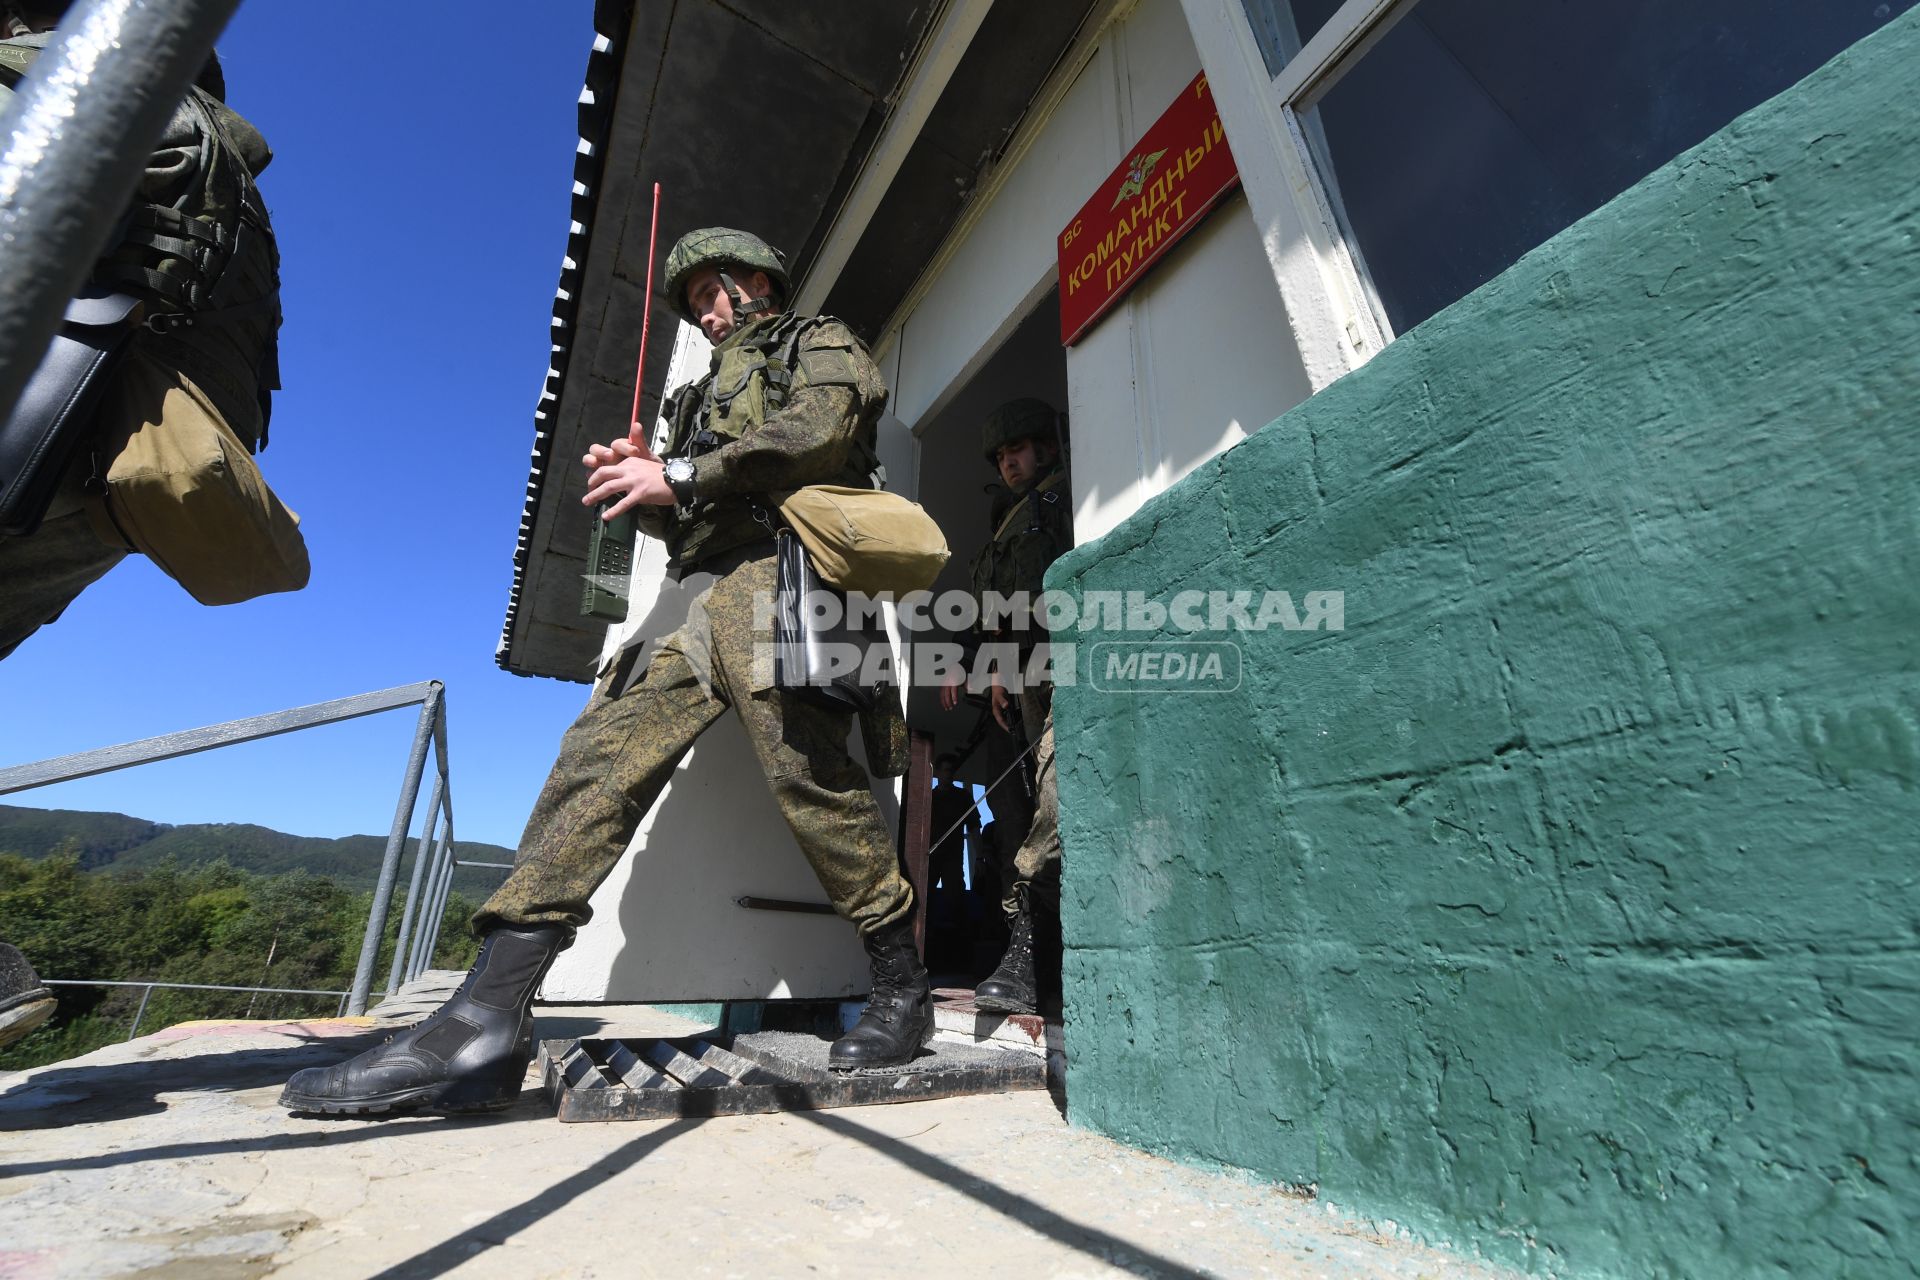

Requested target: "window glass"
[
  {"left": 1240, "top": 0, "right": 1350, "bottom": 77},
  {"left": 1301, "top": 0, "right": 1917, "bottom": 334}
]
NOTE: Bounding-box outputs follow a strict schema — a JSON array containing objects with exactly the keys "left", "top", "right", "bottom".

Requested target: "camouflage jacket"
[
  {"left": 0, "top": 35, "right": 282, "bottom": 449},
  {"left": 968, "top": 463, "right": 1073, "bottom": 640},
  {"left": 638, "top": 311, "right": 885, "bottom": 572}
]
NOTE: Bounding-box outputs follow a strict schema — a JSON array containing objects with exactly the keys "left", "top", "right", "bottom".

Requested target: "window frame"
[
  {"left": 1264, "top": 0, "right": 1424, "bottom": 348},
  {"left": 1181, "top": 0, "right": 1412, "bottom": 389}
]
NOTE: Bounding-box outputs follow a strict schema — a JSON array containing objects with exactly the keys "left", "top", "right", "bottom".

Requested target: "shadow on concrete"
[
  {"left": 1046, "top": 1072, "right": 1069, "bottom": 1121},
  {"left": 360, "top": 1117, "right": 702, "bottom": 1280},
  {"left": 0, "top": 1115, "right": 471, "bottom": 1177},
  {"left": 0, "top": 1030, "right": 393, "bottom": 1131},
  {"left": 798, "top": 1108, "right": 1220, "bottom": 1280}
]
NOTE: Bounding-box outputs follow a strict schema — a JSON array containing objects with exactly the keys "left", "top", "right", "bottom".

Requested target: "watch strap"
[{"left": 664, "top": 456, "right": 697, "bottom": 505}]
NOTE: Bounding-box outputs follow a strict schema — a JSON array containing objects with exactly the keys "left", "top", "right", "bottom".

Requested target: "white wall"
[
  {"left": 1067, "top": 186, "right": 1312, "bottom": 540},
  {"left": 884, "top": 0, "right": 1312, "bottom": 543}
]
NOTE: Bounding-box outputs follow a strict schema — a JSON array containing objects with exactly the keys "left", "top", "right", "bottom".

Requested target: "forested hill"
[{"left": 0, "top": 803, "right": 515, "bottom": 892}]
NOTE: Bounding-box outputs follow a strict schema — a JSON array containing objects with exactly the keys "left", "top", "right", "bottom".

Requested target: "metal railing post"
[
  {"left": 412, "top": 832, "right": 456, "bottom": 982},
  {"left": 386, "top": 774, "right": 443, "bottom": 993},
  {"left": 346, "top": 683, "right": 442, "bottom": 1014},
  {"left": 405, "top": 836, "right": 450, "bottom": 982},
  {"left": 125, "top": 983, "right": 155, "bottom": 1041},
  {"left": 418, "top": 855, "right": 460, "bottom": 980},
  {"left": 403, "top": 802, "right": 451, "bottom": 982},
  {"left": 0, "top": 0, "right": 246, "bottom": 424}
]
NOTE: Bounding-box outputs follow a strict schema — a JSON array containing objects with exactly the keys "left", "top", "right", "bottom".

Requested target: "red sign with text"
[{"left": 1058, "top": 71, "right": 1241, "bottom": 346}]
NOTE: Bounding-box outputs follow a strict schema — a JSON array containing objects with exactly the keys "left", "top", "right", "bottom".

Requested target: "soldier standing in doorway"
[
  {"left": 940, "top": 398, "right": 1073, "bottom": 1014},
  {"left": 283, "top": 229, "right": 931, "bottom": 1115}
]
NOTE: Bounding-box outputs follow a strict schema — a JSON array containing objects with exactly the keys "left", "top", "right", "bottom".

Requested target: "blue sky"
[{"left": 0, "top": 2, "right": 604, "bottom": 848}]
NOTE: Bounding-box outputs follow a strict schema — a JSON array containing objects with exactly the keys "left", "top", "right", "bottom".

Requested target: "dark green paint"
[{"left": 1050, "top": 13, "right": 1920, "bottom": 1277}]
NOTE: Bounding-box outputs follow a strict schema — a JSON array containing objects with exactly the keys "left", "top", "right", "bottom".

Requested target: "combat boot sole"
[
  {"left": 279, "top": 1071, "right": 524, "bottom": 1117},
  {"left": 973, "top": 989, "right": 1038, "bottom": 1016},
  {"left": 0, "top": 994, "right": 55, "bottom": 1051}
]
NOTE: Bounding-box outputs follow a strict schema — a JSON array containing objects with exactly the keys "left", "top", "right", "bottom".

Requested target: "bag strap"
[{"left": 992, "top": 471, "right": 1068, "bottom": 542}]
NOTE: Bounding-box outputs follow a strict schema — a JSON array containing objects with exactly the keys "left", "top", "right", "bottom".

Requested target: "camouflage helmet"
[
  {"left": 981, "top": 397, "right": 1059, "bottom": 463},
  {"left": 662, "top": 227, "right": 790, "bottom": 322}
]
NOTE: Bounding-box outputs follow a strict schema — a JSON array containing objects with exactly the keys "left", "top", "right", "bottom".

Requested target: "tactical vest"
[
  {"left": 658, "top": 312, "right": 882, "bottom": 570},
  {"left": 0, "top": 38, "right": 282, "bottom": 448},
  {"left": 969, "top": 465, "right": 1073, "bottom": 633}
]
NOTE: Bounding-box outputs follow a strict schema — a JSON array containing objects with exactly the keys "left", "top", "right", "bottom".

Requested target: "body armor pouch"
[{"left": 98, "top": 91, "right": 279, "bottom": 323}]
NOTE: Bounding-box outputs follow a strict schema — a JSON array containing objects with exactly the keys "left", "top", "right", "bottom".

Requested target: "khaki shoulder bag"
[
  {"left": 770, "top": 484, "right": 949, "bottom": 597},
  {"left": 85, "top": 351, "right": 308, "bottom": 606}
]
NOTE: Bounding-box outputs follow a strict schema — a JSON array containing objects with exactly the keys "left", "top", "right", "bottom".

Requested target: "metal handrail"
[
  {"left": 0, "top": 681, "right": 501, "bottom": 1016},
  {"left": 43, "top": 978, "right": 352, "bottom": 1041}
]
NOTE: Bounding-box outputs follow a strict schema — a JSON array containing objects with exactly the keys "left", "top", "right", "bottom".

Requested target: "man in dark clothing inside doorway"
[{"left": 941, "top": 398, "right": 1073, "bottom": 1014}]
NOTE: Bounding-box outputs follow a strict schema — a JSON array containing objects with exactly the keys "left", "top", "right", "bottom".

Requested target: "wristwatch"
[{"left": 662, "top": 456, "right": 697, "bottom": 506}]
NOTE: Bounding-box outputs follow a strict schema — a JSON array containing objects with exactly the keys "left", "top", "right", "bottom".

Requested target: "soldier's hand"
[
  {"left": 626, "top": 421, "right": 662, "bottom": 457},
  {"left": 989, "top": 681, "right": 1013, "bottom": 732},
  {"left": 582, "top": 437, "right": 654, "bottom": 472},
  {"left": 582, "top": 455, "right": 675, "bottom": 517},
  {"left": 939, "top": 674, "right": 965, "bottom": 711}
]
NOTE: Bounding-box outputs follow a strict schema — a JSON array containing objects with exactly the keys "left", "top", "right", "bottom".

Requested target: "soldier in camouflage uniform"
[
  {"left": 283, "top": 229, "right": 930, "bottom": 1116},
  {"left": 0, "top": 0, "right": 286, "bottom": 662},
  {"left": 940, "top": 398, "right": 1073, "bottom": 1014}
]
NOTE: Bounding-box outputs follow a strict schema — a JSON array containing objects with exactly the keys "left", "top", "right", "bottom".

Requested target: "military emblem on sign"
[{"left": 1110, "top": 147, "right": 1167, "bottom": 209}]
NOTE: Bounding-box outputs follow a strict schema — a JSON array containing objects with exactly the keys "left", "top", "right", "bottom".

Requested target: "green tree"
[{"left": 0, "top": 855, "right": 502, "bottom": 1070}]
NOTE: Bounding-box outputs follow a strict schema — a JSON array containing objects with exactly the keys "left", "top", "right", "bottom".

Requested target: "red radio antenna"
[{"left": 627, "top": 181, "right": 663, "bottom": 447}]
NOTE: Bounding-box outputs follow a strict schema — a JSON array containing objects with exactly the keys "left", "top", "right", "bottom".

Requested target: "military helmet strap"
[
  {"left": 717, "top": 267, "right": 772, "bottom": 320},
  {"left": 664, "top": 228, "right": 790, "bottom": 324}
]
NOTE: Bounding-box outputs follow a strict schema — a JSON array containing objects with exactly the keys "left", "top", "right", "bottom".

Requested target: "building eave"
[{"left": 497, "top": 0, "right": 637, "bottom": 681}]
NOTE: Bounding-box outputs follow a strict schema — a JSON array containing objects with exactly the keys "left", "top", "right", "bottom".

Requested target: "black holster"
[
  {"left": 773, "top": 527, "right": 888, "bottom": 712},
  {"left": 0, "top": 287, "right": 145, "bottom": 536}
]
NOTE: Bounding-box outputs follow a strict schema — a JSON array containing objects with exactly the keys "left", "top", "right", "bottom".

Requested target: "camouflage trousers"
[
  {"left": 1002, "top": 683, "right": 1061, "bottom": 921},
  {"left": 475, "top": 552, "right": 914, "bottom": 940},
  {"left": 0, "top": 509, "right": 125, "bottom": 662}
]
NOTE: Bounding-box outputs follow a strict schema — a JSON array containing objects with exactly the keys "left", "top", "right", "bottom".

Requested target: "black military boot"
[
  {"left": 280, "top": 923, "right": 567, "bottom": 1116},
  {"left": 973, "top": 907, "right": 1037, "bottom": 1014},
  {"left": 828, "top": 918, "right": 933, "bottom": 1071}
]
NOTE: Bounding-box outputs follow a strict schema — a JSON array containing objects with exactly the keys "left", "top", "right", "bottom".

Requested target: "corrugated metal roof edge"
[{"left": 496, "top": 0, "right": 637, "bottom": 679}]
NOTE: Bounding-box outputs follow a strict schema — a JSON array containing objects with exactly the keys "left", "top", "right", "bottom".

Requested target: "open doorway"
[{"left": 901, "top": 289, "right": 1069, "bottom": 991}]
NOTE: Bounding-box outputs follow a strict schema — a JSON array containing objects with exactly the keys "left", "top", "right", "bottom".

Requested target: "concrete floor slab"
[{"left": 0, "top": 977, "right": 1520, "bottom": 1279}]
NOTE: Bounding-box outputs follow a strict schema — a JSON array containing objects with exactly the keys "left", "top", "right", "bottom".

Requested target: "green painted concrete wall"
[{"left": 1051, "top": 12, "right": 1920, "bottom": 1278}]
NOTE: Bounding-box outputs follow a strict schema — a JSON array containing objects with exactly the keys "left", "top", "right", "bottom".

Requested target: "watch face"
[{"left": 667, "top": 459, "right": 694, "bottom": 482}]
